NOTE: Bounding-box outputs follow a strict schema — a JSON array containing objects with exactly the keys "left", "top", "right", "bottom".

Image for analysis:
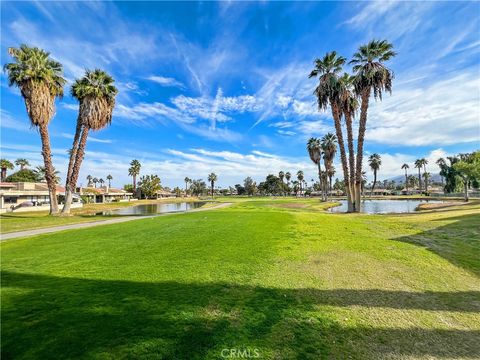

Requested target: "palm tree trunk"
[
  {"left": 424, "top": 165, "right": 428, "bottom": 193},
  {"left": 370, "top": 170, "right": 377, "bottom": 196},
  {"left": 418, "top": 169, "right": 422, "bottom": 193},
  {"left": 65, "top": 116, "right": 82, "bottom": 188},
  {"left": 211, "top": 182, "right": 214, "bottom": 198},
  {"left": 354, "top": 89, "right": 370, "bottom": 212},
  {"left": 62, "top": 127, "right": 89, "bottom": 214},
  {"left": 133, "top": 175, "right": 137, "bottom": 191},
  {"left": 345, "top": 112, "right": 356, "bottom": 210},
  {"left": 38, "top": 123, "right": 59, "bottom": 215},
  {"left": 405, "top": 170, "right": 408, "bottom": 193},
  {"left": 1, "top": 168, "right": 6, "bottom": 182},
  {"left": 331, "top": 105, "right": 351, "bottom": 211},
  {"left": 463, "top": 178, "right": 469, "bottom": 202},
  {"left": 317, "top": 162, "right": 324, "bottom": 201}
]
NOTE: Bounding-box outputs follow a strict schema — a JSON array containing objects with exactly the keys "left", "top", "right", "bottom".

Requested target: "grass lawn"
[{"left": 1, "top": 198, "right": 479, "bottom": 359}]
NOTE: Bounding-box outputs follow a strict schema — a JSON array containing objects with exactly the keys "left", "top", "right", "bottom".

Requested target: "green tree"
[
  {"left": 208, "top": 173, "right": 218, "bottom": 198},
  {"left": 297, "top": 170, "right": 304, "bottom": 196},
  {"left": 128, "top": 160, "right": 141, "bottom": 191},
  {"left": 350, "top": 39, "right": 396, "bottom": 210},
  {"left": 15, "top": 158, "right": 30, "bottom": 170},
  {"left": 307, "top": 137, "right": 325, "bottom": 201},
  {"left": 4, "top": 45, "right": 66, "bottom": 214},
  {"left": 190, "top": 179, "right": 207, "bottom": 196},
  {"left": 321, "top": 132, "right": 338, "bottom": 200},
  {"left": 401, "top": 163, "right": 409, "bottom": 192},
  {"left": 453, "top": 152, "right": 480, "bottom": 202},
  {"left": 243, "top": 176, "right": 257, "bottom": 196},
  {"left": 1, "top": 159, "right": 14, "bottom": 182},
  {"left": 35, "top": 165, "right": 61, "bottom": 184},
  {"left": 414, "top": 159, "right": 423, "bottom": 191},
  {"left": 63, "top": 69, "right": 118, "bottom": 214},
  {"left": 138, "top": 174, "right": 162, "bottom": 199},
  {"left": 86, "top": 175, "right": 93, "bottom": 187},
  {"left": 106, "top": 174, "right": 113, "bottom": 187},
  {"left": 184, "top": 177, "right": 191, "bottom": 195},
  {"left": 309, "top": 51, "right": 353, "bottom": 210},
  {"left": 368, "top": 153, "right": 382, "bottom": 195},
  {"left": 5, "top": 169, "right": 41, "bottom": 183}
]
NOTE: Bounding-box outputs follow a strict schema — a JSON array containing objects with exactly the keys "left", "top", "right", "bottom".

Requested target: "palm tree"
[
  {"left": 5, "top": 45, "right": 66, "bottom": 214},
  {"left": 321, "top": 133, "right": 338, "bottom": 201},
  {"left": 278, "top": 171, "right": 285, "bottom": 195},
  {"left": 99, "top": 178, "right": 105, "bottom": 188},
  {"left": 436, "top": 158, "right": 446, "bottom": 185},
  {"left": 297, "top": 170, "right": 304, "bottom": 196},
  {"left": 86, "top": 175, "right": 93, "bottom": 187},
  {"left": 128, "top": 159, "right": 141, "bottom": 191},
  {"left": 339, "top": 73, "right": 359, "bottom": 204},
  {"left": 328, "top": 166, "right": 336, "bottom": 192},
  {"left": 401, "top": 163, "right": 409, "bottom": 193},
  {"left": 35, "top": 165, "right": 61, "bottom": 184},
  {"left": 15, "top": 158, "right": 30, "bottom": 170},
  {"left": 208, "top": 173, "right": 217, "bottom": 198},
  {"left": 307, "top": 137, "right": 325, "bottom": 201},
  {"left": 184, "top": 177, "right": 191, "bottom": 196},
  {"left": 421, "top": 158, "right": 429, "bottom": 193},
  {"left": 285, "top": 172, "right": 291, "bottom": 194},
  {"left": 92, "top": 177, "right": 98, "bottom": 188},
  {"left": 62, "top": 69, "right": 118, "bottom": 214},
  {"left": 368, "top": 153, "right": 382, "bottom": 196},
  {"left": 106, "top": 174, "right": 113, "bottom": 187},
  {"left": 0, "top": 159, "right": 14, "bottom": 181},
  {"left": 423, "top": 172, "right": 431, "bottom": 193},
  {"left": 309, "top": 51, "right": 353, "bottom": 211},
  {"left": 414, "top": 159, "right": 423, "bottom": 191},
  {"left": 350, "top": 39, "right": 396, "bottom": 211}
]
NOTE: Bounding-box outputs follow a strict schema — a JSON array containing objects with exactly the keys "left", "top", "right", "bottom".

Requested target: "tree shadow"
[
  {"left": 2, "top": 271, "right": 479, "bottom": 359},
  {"left": 392, "top": 213, "right": 480, "bottom": 276}
]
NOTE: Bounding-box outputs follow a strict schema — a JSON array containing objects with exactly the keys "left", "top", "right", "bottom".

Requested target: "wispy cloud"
[{"left": 146, "top": 75, "right": 185, "bottom": 89}]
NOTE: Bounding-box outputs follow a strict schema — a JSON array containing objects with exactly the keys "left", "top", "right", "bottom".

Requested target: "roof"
[
  {"left": 0, "top": 182, "right": 16, "bottom": 188},
  {"left": 80, "top": 186, "right": 132, "bottom": 195}
]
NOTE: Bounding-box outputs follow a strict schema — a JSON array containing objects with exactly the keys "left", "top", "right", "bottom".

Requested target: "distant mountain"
[{"left": 385, "top": 173, "right": 442, "bottom": 185}]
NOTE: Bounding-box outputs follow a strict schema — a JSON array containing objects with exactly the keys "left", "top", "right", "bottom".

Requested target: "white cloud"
[
  {"left": 0, "top": 110, "right": 30, "bottom": 132},
  {"left": 146, "top": 75, "right": 185, "bottom": 88}
]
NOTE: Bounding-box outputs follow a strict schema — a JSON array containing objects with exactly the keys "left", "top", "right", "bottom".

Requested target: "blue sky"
[{"left": 1, "top": 1, "right": 479, "bottom": 188}]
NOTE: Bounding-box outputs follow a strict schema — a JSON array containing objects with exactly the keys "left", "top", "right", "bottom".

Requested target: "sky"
[{"left": 1, "top": 1, "right": 479, "bottom": 189}]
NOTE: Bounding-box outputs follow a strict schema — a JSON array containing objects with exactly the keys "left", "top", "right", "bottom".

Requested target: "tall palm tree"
[
  {"left": 15, "top": 158, "right": 30, "bottom": 170},
  {"left": 106, "top": 174, "right": 113, "bottom": 187},
  {"left": 436, "top": 158, "right": 446, "bottom": 185},
  {"left": 328, "top": 166, "right": 335, "bottom": 192},
  {"left": 278, "top": 171, "right": 285, "bottom": 195},
  {"left": 414, "top": 159, "right": 423, "bottom": 191},
  {"left": 86, "top": 175, "right": 93, "bottom": 187},
  {"left": 184, "top": 177, "right": 191, "bottom": 196},
  {"left": 5, "top": 45, "right": 66, "bottom": 214},
  {"left": 421, "top": 158, "right": 429, "bottom": 193},
  {"left": 307, "top": 137, "right": 325, "bottom": 201},
  {"left": 309, "top": 51, "right": 353, "bottom": 210},
  {"left": 92, "top": 177, "right": 98, "bottom": 188},
  {"left": 368, "top": 153, "right": 382, "bottom": 196},
  {"left": 62, "top": 69, "right": 118, "bottom": 214},
  {"left": 0, "top": 159, "right": 14, "bottom": 181},
  {"left": 208, "top": 173, "right": 217, "bottom": 198},
  {"left": 35, "top": 165, "right": 61, "bottom": 184},
  {"left": 321, "top": 133, "right": 338, "bottom": 201},
  {"left": 128, "top": 159, "right": 141, "bottom": 191},
  {"left": 99, "top": 178, "right": 105, "bottom": 188},
  {"left": 285, "top": 172, "right": 291, "bottom": 194},
  {"left": 350, "top": 40, "right": 396, "bottom": 211},
  {"left": 339, "top": 73, "right": 359, "bottom": 205},
  {"left": 296, "top": 170, "right": 304, "bottom": 196},
  {"left": 401, "top": 163, "right": 409, "bottom": 193},
  {"left": 423, "top": 172, "right": 431, "bottom": 193}
]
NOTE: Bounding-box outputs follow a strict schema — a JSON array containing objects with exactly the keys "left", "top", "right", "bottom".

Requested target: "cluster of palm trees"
[
  {"left": 5, "top": 45, "right": 118, "bottom": 215},
  {"left": 400, "top": 158, "right": 429, "bottom": 193},
  {"left": 309, "top": 40, "right": 395, "bottom": 212},
  {"left": 307, "top": 133, "right": 338, "bottom": 200},
  {"left": 86, "top": 174, "right": 113, "bottom": 188},
  {"left": 183, "top": 174, "right": 218, "bottom": 197}
]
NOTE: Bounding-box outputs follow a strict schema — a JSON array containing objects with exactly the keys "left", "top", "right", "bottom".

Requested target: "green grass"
[{"left": 1, "top": 198, "right": 479, "bottom": 359}]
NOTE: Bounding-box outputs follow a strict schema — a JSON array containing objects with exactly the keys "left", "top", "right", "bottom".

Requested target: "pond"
[
  {"left": 98, "top": 202, "right": 207, "bottom": 216},
  {"left": 328, "top": 199, "right": 445, "bottom": 214}
]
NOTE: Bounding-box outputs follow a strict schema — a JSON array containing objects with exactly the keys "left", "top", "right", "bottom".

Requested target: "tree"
[
  {"left": 62, "top": 69, "right": 118, "bottom": 214},
  {"left": 5, "top": 45, "right": 66, "bottom": 214},
  {"left": 327, "top": 166, "right": 335, "bottom": 192},
  {"left": 310, "top": 51, "right": 353, "bottom": 210},
  {"left": 190, "top": 179, "right": 207, "bottom": 196},
  {"left": 453, "top": 151, "right": 480, "bottom": 202},
  {"left": 350, "top": 39, "right": 396, "bottom": 211},
  {"left": 307, "top": 137, "right": 325, "bottom": 201},
  {"left": 0, "top": 159, "right": 14, "bottom": 182},
  {"left": 92, "top": 177, "right": 98, "bottom": 188},
  {"left": 5, "top": 169, "right": 41, "bottom": 183},
  {"left": 207, "top": 173, "right": 218, "bottom": 198},
  {"left": 368, "top": 154, "right": 381, "bottom": 196},
  {"left": 184, "top": 177, "right": 191, "bottom": 196},
  {"left": 421, "top": 158, "right": 429, "bottom": 193},
  {"left": 86, "top": 175, "right": 93, "bottom": 187},
  {"left": 414, "top": 159, "right": 423, "bottom": 191},
  {"left": 106, "top": 174, "right": 113, "bottom": 187},
  {"left": 128, "top": 159, "right": 141, "bottom": 191},
  {"left": 321, "top": 132, "right": 337, "bottom": 200},
  {"left": 99, "top": 178, "right": 105, "bottom": 188},
  {"left": 35, "top": 165, "right": 61, "bottom": 184},
  {"left": 285, "top": 172, "right": 291, "bottom": 194},
  {"left": 15, "top": 158, "right": 30, "bottom": 170},
  {"left": 278, "top": 171, "right": 285, "bottom": 195},
  {"left": 423, "top": 172, "right": 431, "bottom": 193},
  {"left": 138, "top": 174, "right": 162, "bottom": 199},
  {"left": 401, "top": 163, "right": 409, "bottom": 192},
  {"left": 297, "top": 170, "right": 304, "bottom": 196},
  {"left": 244, "top": 177, "right": 257, "bottom": 196},
  {"left": 123, "top": 184, "right": 134, "bottom": 193},
  {"left": 436, "top": 158, "right": 446, "bottom": 185}
]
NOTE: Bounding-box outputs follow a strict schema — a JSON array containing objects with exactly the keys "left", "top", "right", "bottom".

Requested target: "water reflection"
[
  {"left": 329, "top": 199, "right": 444, "bottom": 214},
  {"left": 98, "top": 202, "right": 207, "bottom": 216}
]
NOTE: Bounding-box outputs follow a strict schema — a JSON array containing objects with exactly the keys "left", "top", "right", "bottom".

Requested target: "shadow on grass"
[
  {"left": 2, "top": 271, "right": 479, "bottom": 359},
  {"left": 393, "top": 213, "right": 480, "bottom": 276}
]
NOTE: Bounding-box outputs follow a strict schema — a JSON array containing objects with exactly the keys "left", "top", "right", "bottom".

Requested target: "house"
[
  {"left": 370, "top": 188, "right": 394, "bottom": 196},
  {"left": 78, "top": 186, "right": 133, "bottom": 203},
  {"left": 155, "top": 189, "right": 177, "bottom": 198},
  {"left": 0, "top": 182, "right": 82, "bottom": 213}
]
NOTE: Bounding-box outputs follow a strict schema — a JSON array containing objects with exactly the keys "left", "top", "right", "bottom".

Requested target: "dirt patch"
[{"left": 417, "top": 201, "right": 465, "bottom": 211}]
